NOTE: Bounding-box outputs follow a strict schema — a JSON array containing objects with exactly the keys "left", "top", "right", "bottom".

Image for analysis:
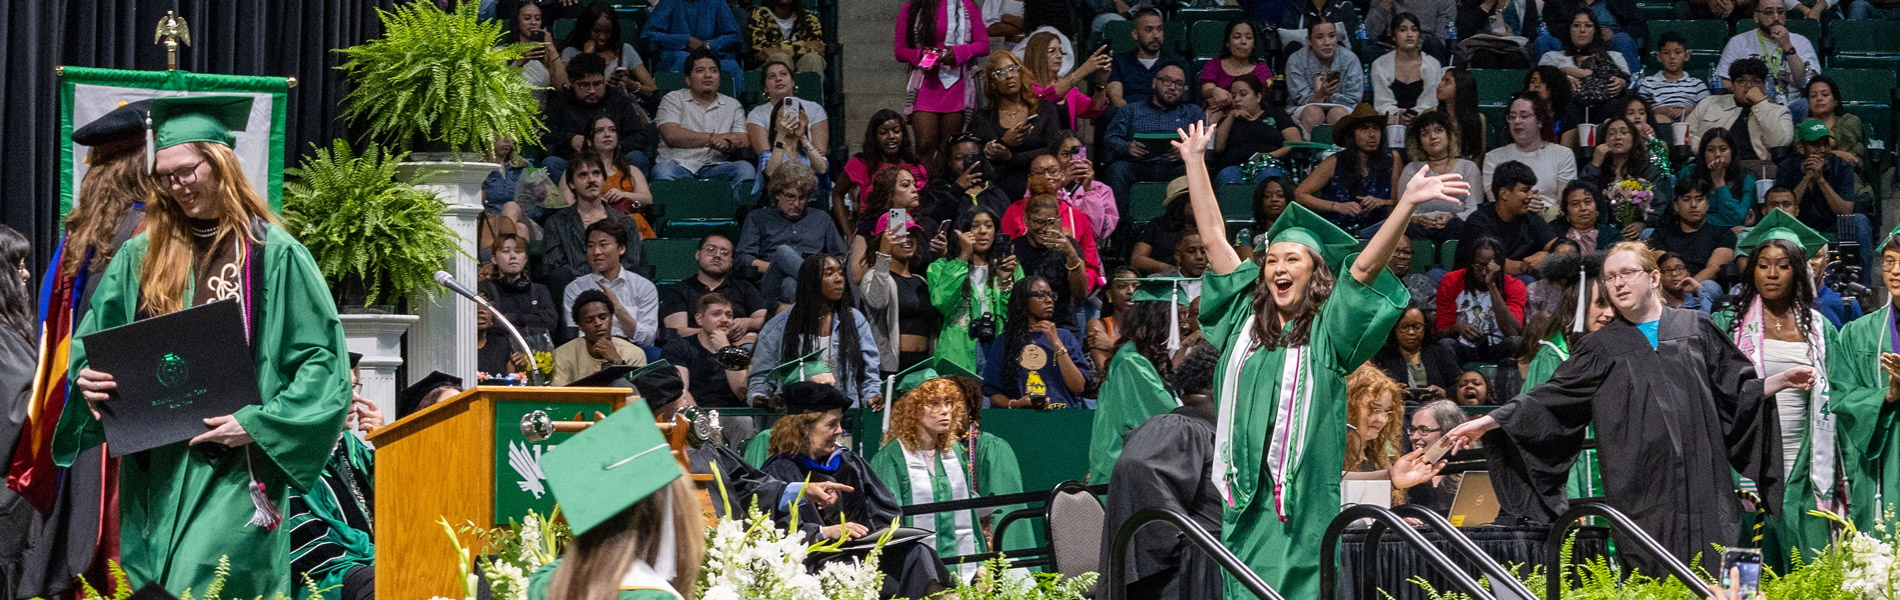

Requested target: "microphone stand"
[{"left": 481, "top": 298, "right": 548, "bottom": 386}]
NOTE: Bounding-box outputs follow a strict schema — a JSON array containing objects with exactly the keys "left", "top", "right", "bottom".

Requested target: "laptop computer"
[{"left": 1448, "top": 471, "right": 1501, "bottom": 527}]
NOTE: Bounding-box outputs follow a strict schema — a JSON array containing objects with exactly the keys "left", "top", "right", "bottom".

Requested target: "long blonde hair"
[
  {"left": 63, "top": 145, "right": 153, "bottom": 279},
  {"left": 983, "top": 50, "right": 1040, "bottom": 110},
  {"left": 1344, "top": 365, "right": 1406, "bottom": 504},
  {"left": 139, "top": 142, "right": 278, "bottom": 316},
  {"left": 882, "top": 379, "right": 966, "bottom": 453},
  {"left": 546, "top": 477, "right": 704, "bottom": 600}
]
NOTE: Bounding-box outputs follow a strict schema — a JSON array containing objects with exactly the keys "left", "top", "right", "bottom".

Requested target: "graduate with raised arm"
[
  {"left": 1176, "top": 120, "right": 1468, "bottom": 600},
  {"left": 1447, "top": 241, "right": 1814, "bottom": 575},
  {"left": 1830, "top": 223, "right": 1900, "bottom": 532}
]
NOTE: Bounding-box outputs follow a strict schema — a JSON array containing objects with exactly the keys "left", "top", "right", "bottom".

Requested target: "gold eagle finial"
[{"left": 155, "top": 11, "right": 191, "bottom": 71}]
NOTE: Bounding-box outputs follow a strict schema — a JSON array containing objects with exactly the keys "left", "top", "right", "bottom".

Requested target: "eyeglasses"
[
  {"left": 156, "top": 159, "right": 206, "bottom": 187},
  {"left": 1605, "top": 267, "right": 1654, "bottom": 283},
  {"left": 1027, "top": 290, "right": 1058, "bottom": 300},
  {"left": 1661, "top": 265, "right": 1689, "bottom": 274},
  {"left": 699, "top": 246, "right": 732, "bottom": 257},
  {"left": 1412, "top": 425, "right": 1443, "bottom": 434},
  {"left": 1028, "top": 217, "right": 1061, "bottom": 228},
  {"left": 1882, "top": 258, "right": 1900, "bottom": 273},
  {"left": 991, "top": 65, "right": 1022, "bottom": 78},
  {"left": 1031, "top": 164, "right": 1065, "bottom": 176},
  {"left": 1154, "top": 76, "right": 1187, "bottom": 88}
]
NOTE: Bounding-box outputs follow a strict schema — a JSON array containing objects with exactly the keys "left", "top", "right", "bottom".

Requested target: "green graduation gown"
[
  {"left": 287, "top": 433, "right": 376, "bottom": 600},
  {"left": 926, "top": 258, "right": 1011, "bottom": 374},
  {"left": 869, "top": 440, "right": 988, "bottom": 581},
  {"left": 1521, "top": 336, "right": 1603, "bottom": 500},
  {"left": 1825, "top": 304, "right": 1894, "bottom": 532},
  {"left": 744, "top": 428, "right": 774, "bottom": 467},
  {"left": 51, "top": 225, "right": 351, "bottom": 599},
  {"left": 1087, "top": 345, "right": 1177, "bottom": 485},
  {"left": 969, "top": 431, "right": 1037, "bottom": 555},
  {"left": 1713, "top": 307, "right": 1838, "bottom": 570},
  {"left": 1202, "top": 262, "right": 1407, "bottom": 600}
]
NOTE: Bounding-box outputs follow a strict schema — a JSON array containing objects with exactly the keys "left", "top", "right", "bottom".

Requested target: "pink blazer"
[{"left": 894, "top": 0, "right": 989, "bottom": 114}]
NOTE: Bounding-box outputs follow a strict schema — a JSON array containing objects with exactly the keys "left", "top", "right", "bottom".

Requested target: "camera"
[
  {"left": 1828, "top": 231, "right": 1872, "bottom": 307},
  {"left": 716, "top": 343, "right": 753, "bottom": 371},
  {"left": 971, "top": 314, "right": 999, "bottom": 343}
]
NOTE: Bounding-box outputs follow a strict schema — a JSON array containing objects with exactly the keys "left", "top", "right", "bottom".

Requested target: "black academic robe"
[
  {"left": 1487, "top": 308, "right": 1783, "bottom": 575},
  {"left": 688, "top": 446, "right": 791, "bottom": 520},
  {"left": 760, "top": 449, "right": 951, "bottom": 597},
  {"left": 1099, "top": 407, "right": 1221, "bottom": 600}
]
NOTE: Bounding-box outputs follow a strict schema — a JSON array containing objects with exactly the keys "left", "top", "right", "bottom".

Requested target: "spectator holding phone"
[
  {"left": 505, "top": 2, "right": 568, "bottom": 107},
  {"left": 749, "top": 61, "right": 830, "bottom": 181},
  {"left": 1052, "top": 133, "right": 1117, "bottom": 245},
  {"left": 1001, "top": 155, "right": 1105, "bottom": 286},
  {"left": 1011, "top": 196, "right": 1096, "bottom": 334},
  {"left": 850, "top": 166, "right": 946, "bottom": 285},
  {"left": 921, "top": 134, "right": 1013, "bottom": 229},
  {"left": 969, "top": 50, "right": 1064, "bottom": 200},
  {"left": 1371, "top": 14, "right": 1442, "bottom": 125},
  {"left": 561, "top": 3, "right": 657, "bottom": 100},
  {"left": 895, "top": 0, "right": 990, "bottom": 167},
  {"left": 928, "top": 205, "right": 1017, "bottom": 374},
  {"left": 1021, "top": 31, "right": 1112, "bottom": 130},
  {"left": 861, "top": 213, "right": 940, "bottom": 377},
  {"left": 1286, "top": 22, "right": 1364, "bottom": 132}
]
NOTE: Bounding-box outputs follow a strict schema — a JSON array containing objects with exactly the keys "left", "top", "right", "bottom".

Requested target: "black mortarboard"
[
  {"left": 779, "top": 381, "right": 852, "bottom": 416},
  {"left": 72, "top": 100, "right": 155, "bottom": 148},
  {"left": 630, "top": 361, "right": 684, "bottom": 411},
  {"left": 398, "top": 371, "right": 463, "bottom": 417},
  {"left": 348, "top": 352, "right": 363, "bottom": 369}
]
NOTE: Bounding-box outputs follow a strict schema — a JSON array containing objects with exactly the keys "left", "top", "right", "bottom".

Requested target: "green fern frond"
[
  {"left": 337, "top": 0, "right": 540, "bottom": 155},
  {"left": 283, "top": 139, "right": 463, "bottom": 306}
]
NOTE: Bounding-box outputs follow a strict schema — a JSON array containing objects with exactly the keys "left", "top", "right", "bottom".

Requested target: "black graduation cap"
[
  {"left": 630, "top": 361, "right": 684, "bottom": 412},
  {"left": 72, "top": 99, "right": 155, "bottom": 148},
  {"left": 348, "top": 352, "right": 363, "bottom": 369},
  {"left": 398, "top": 371, "right": 463, "bottom": 418},
  {"left": 780, "top": 381, "right": 852, "bottom": 416},
  {"left": 127, "top": 583, "right": 177, "bottom": 600}
]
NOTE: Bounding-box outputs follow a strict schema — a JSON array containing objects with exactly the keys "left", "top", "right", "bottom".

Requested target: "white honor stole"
[
  {"left": 1734, "top": 298, "right": 1838, "bottom": 504},
  {"left": 904, "top": 444, "right": 979, "bottom": 580}
]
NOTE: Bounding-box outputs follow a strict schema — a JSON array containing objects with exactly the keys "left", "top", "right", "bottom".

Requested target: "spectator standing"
[
  {"left": 1681, "top": 128, "right": 1756, "bottom": 232},
  {"left": 1371, "top": 14, "right": 1444, "bottom": 124},
  {"left": 1715, "top": 0, "right": 1819, "bottom": 117},
  {"left": 985, "top": 277, "right": 1094, "bottom": 409},
  {"left": 1286, "top": 22, "right": 1364, "bottom": 131},
  {"left": 1484, "top": 94, "right": 1577, "bottom": 220},
  {"left": 1433, "top": 69, "right": 1489, "bottom": 161},
  {"left": 505, "top": 3, "right": 569, "bottom": 107},
  {"left": 836, "top": 110, "right": 929, "bottom": 233},
  {"left": 541, "top": 155, "right": 644, "bottom": 297},
  {"left": 746, "top": 0, "right": 827, "bottom": 72},
  {"left": 1295, "top": 105, "right": 1403, "bottom": 233},
  {"left": 1647, "top": 179, "right": 1736, "bottom": 302},
  {"left": 1199, "top": 20, "right": 1276, "bottom": 119},
  {"left": 739, "top": 163, "right": 847, "bottom": 307},
  {"left": 1557, "top": 181, "right": 1626, "bottom": 250},
  {"left": 861, "top": 216, "right": 941, "bottom": 377},
  {"left": 748, "top": 61, "right": 831, "bottom": 182},
  {"left": 1398, "top": 109, "right": 1482, "bottom": 236},
  {"left": 552, "top": 290, "right": 648, "bottom": 386},
  {"left": 929, "top": 205, "right": 1016, "bottom": 374},
  {"left": 1020, "top": 29, "right": 1113, "bottom": 130},
  {"left": 1776, "top": 119, "right": 1873, "bottom": 281},
  {"left": 1213, "top": 76, "right": 1302, "bottom": 186},
  {"left": 1106, "top": 7, "right": 1191, "bottom": 107},
  {"left": 1534, "top": 0, "right": 1645, "bottom": 75},
  {"left": 654, "top": 49, "right": 757, "bottom": 202},
  {"left": 479, "top": 233, "right": 561, "bottom": 336},
  {"left": 1537, "top": 10, "right": 1632, "bottom": 119},
  {"left": 1464, "top": 160, "right": 1557, "bottom": 274},
  {"left": 895, "top": 0, "right": 990, "bottom": 166},
  {"left": 1367, "top": 0, "right": 1457, "bottom": 61},
  {"left": 644, "top": 0, "right": 744, "bottom": 75},
  {"left": 969, "top": 50, "right": 1065, "bottom": 201},
  {"left": 1686, "top": 58, "right": 1792, "bottom": 174},
  {"left": 747, "top": 255, "right": 883, "bottom": 406},
  {"left": 562, "top": 219, "right": 662, "bottom": 347},
  {"left": 1638, "top": 32, "right": 1708, "bottom": 123},
  {"left": 661, "top": 233, "right": 767, "bottom": 341},
  {"left": 1104, "top": 64, "right": 1205, "bottom": 214},
  {"left": 539, "top": 53, "right": 655, "bottom": 183},
  {"left": 662, "top": 293, "right": 750, "bottom": 408},
  {"left": 1434, "top": 238, "right": 1527, "bottom": 364}
]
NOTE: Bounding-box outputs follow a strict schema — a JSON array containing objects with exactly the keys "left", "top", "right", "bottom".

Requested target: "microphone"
[{"left": 434, "top": 271, "right": 547, "bottom": 385}]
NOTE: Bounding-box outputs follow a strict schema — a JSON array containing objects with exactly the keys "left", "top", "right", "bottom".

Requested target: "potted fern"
[{"left": 284, "top": 140, "right": 456, "bottom": 411}]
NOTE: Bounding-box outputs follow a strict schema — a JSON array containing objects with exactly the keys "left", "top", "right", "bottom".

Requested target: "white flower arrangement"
[{"left": 695, "top": 504, "right": 887, "bottom": 600}]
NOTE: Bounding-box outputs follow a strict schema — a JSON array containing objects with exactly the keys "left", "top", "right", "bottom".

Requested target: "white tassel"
[
  {"left": 246, "top": 454, "right": 282, "bottom": 529},
  {"left": 1167, "top": 283, "right": 1181, "bottom": 354},
  {"left": 145, "top": 116, "right": 156, "bottom": 172},
  {"left": 653, "top": 491, "right": 677, "bottom": 581},
  {"left": 1571, "top": 265, "right": 1588, "bottom": 333}
]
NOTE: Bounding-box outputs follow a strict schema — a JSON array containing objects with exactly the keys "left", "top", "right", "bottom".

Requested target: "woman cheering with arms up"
[{"left": 1177, "top": 120, "right": 1467, "bottom": 599}]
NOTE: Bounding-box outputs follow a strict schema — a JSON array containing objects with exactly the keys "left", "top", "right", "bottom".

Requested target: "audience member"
[
  {"left": 1436, "top": 238, "right": 1526, "bottom": 364},
  {"left": 479, "top": 233, "right": 560, "bottom": 336},
  {"left": 539, "top": 52, "right": 655, "bottom": 183},
  {"left": 922, "top": 134, "right": 1014, "bottom": 229},
  {"left": 1367, "top": 0, "right": 1456, "bottom": 61},
  {"left": 563, "top": 3, "right": 659, "bottom": 104},
  {"left": 985, "top": 276, "right": 1094, "bottom": 409},
  {"left": 970, "top": 50, "right": 1065, "bottom": 200},
  {"left": 1011, "top": 195, "right": 1095, "bottom": 333},
  {"left": 476, "top": 295, "right": 526, "bottom": 376},
  {"left": 1286, "top": 22, "right": 1364, "bottom": 131},
  {"left": 506, "top": 3, "right": 569, "bottom": 107},
  {"left": 1464, "top": 160, "right": 1556, "bottom": 274},
  {"left": 1848, "top": 0, "right": 1900, "bottom": 17},
  {"left": 1682, "top": 128, "right": 1756, "bottom": 232},
  {"left": 1278, "top": 0, "right": 1364, "bottom": 57},
  {"left": 749, "top": 61, "right": 831, "bottom": 181},
  {"left": 895, "top": 0, "right": 990, "bottom": 166},
  {"left": 862, "top": 214, "right": 940, "bottom": 377},
  {"left": 584, "top": 114, "right": 656, "bottom": 237},
  {"left": 983, "top": 0, "right": 1027, "bottom": 41},
  {"left": 1020, "top": 29, "right": 1113, "bottom": 130},
  {"left": 1295, "top": 105, "right": 1403, "bottom": 233},
  {"left": 1674, "top": 0, "right": 1739, "bottom": 19},
  {"left": 1805, "top": 76, "right": 1873, "bottom": 201},
  {"left": 1433, "top": 69, "right": 1489, "bottom": 161},
  {"left": 748, "top": 255, "right": 882, "bottom": 405},
  {"left": 1131, "top": 180, "right": 1196, "bottom": 275},
  {"left": 1656, "top": 251, "right": 1715, "bottom": 312},
  {"left": 644, "top": 0, "right": 744, "bottom": 75},
  {"left": 1455, "top": 0, "right": 1538, "bottom": 68},
  {"left": 1104, "top": 63, "right": 1204, "bottom": 212},
  {"left": 1557, "top": 181, "right": 1625, "bottom": 250},
  {"left": 1638, "top": 32, "right": 1708, "bottom": 123},
  {"left": 1213, "top": 76, "right": 1301, "bottom": 186},
  {"left": 1484, "top": 94, "right": 1576, "bottom": 220},
  {"left": 1399, "top": 110, "right": 1483, "bottom": 235},
  {"left": 1535, "top": 0, "right": 1644, "bottom": 75},
  {"left": 1647, "top": 178, "right": 1735, "bottom": 301},
  {"left": 540, "top": 155, "right": 643, "bottom": 296},
  {"left": 1525, "top": 66, "right": 1588, "bottom": 146},
  {"left": 1106, "top": 7, "right": 1191, "bottom": 107},
  {"left": 739, "top": 163, "right": 846, "bottom": 307},
  {"left": 1581, "top": 118, "right": 1666, "bottom": 207},
  {"left": 562, "top": 219, "right": 660, "bottom": 346},
  {"left": 654, "top": 49, "right": 756, "bottom": 201},
  {"left": 1372, "top": 14, "right": 1444, "bottom": 124},
  {"left": 1237, "top": 176, "right": 1293, "bottom": 260},
  {"left": 1452, "top": 369, "right": 1491, "bottom": 405},
  {"left": 1199, "top": 20, "right": 1276, "bottom": 119},
  {"left": 1051, "top": 133, "right": 1119, "bottom": 244},
  {"left": 1343, "top": 367, "right": 1405, "bottom": 506},
  {"left": 661, "top": 233, "right": 767, "bottom": 341},
  {"left": 837, "top": 110, "right": 929, "bottom": 232},
  {"left": 1003, "top": 155, "right": 1110, "bottom": 285},
  {"left": 1403, "top": 400, "right": 1468, "bottom": 511},
  {"left": 1374, "top": 305, "right": 1461, "bottom": 403},
  {"left": 1715, "top": 0, "right": 1819, "bottom": 117},
  {"left": 1086, "top": 267, "right": 1140, "bottom": 374},
  {"left": 1538, "top": 9, "right": 1632, "bottom": 118},
  {"left": 747, "top": 0, "right": 827, "bottom": 72},
  {"left": 1391, "top": 236, "right": 1440, "bottom": 314},
  {"left": 851, "top": 166, "right": 944, "bottom": 284},
  {"left": 483, "top": 137, "right": 532, "bottom": 218},
  {"left": 1157, "top": 232, "right": 1209, "bottom": 301},
  {"left": 1686, "top": 58, "right": 1792, "bottom": 173},
  {"left": 662, "top": 293, "right": 750, "bottom": 409},
  {"left": 398, "top": 371, "right": 464, "bottom": 418},
  {"left": 1523, "top": 238, "right": 1584, "bottom": 315},
  {"left": 1776, "top": 119, "right": 1873, "bottom": 281},
  {"left": 552, "top": 289, "right": 648, "bottom": 386},
  {"left": 1760, "top": 183, "right": 1800, "bottom": 224},
  {"left": 930, "top": 205, "right": 1016, "bottom": 374}
]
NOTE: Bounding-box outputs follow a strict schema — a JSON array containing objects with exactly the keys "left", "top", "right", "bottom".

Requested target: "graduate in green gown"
[
  {"left": 927, "top": 205, "right": 1015, "bottom": 375},
  {"left": 870, "top": 372, "right": 992, "bottom": 581},
  {"left": 57, "top": 96, "right": 352, "bottom": 599},
  {"left": 1087, "top": 277, "right": 1195, "bottom": 485},
  {"left": 286, "top": 353, "right": 379, "bottom": 600},
  {"left": 526, "top": 402, "right": 705, "bottom": 600},
  {"left": 1826, "top": 222, "right": 1900, "bottom": 532},
  {"left": 1174, "top": 121, "right": 1469, "bottom": 600},
  {"left": 1710, "top": 209, "right": 1840, "bottom": 570}
]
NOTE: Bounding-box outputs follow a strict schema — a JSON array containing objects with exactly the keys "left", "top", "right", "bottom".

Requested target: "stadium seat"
[
  {"left": 1470, "top": 69, "right": 1521, "bottom": 109},
  {"left": 1190, "top": 20, "right": 1228, "bottom": 60},
  {"left": 1646, "top": 21, "right": 1727, "bottom": 64},
  {"left": 1129, "top": 181, "right": 1172, "bottom": 223},
  {"left": 642, "top": 238, "right": 702, "bottom": 283},
  {"left": 1176, "top": 6, "right": 1245, "bottom": 24},
  {"left": 1438, "top": 239, "right": 1459, "bottom": 270},
  {"left": 1310, "top": 124, "right": 1334, "bottom": 146},
  {"left": 551, "top": 18, "right": 574, "bottom": 43},
  {"left": 654, "top": 70, "right": 685, "bottom": 94},
  {"left": 795, "top": 71, "right": 823, "bottom": 104},
  {"left": 650, "top": 179, "right": 739, "bottom": 239},
  {"left": 1168, "top": 21, "right": 1189, "bottom": 54},
  {"left": 1105, "top": 20, "right": 1135, "bottom": 53},
  {"left": 1735, "top": 19, "right": 1818, "bottom": 44},
  {"left": 1832, "top": 68, "right": 1897, "bottom": 109},
  {"left": 1832, "top": 20, "right": 1900, "bottom": 70},
  {"left": 1044, "top": 482, "right": 1105, "bottom": 585},
  {"left": 1216, "top": 183, "right": 1254, "bottom": 220},
  {"left": 1410, "top": 238, "right": 1436, "bottom": 275}
]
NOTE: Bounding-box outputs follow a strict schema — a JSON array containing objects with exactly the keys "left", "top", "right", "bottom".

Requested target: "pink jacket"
[{"left": 894, "top": 0, "right": 989, "bottom": 114}]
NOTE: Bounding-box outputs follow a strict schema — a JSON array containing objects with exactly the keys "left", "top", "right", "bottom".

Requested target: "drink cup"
[
  {"left": 1387, "top": 124, "right": 1407, "bottom": 149},
  {"left": 1672, "top": 122, "right": 1691, "bottom": 146},
  {"left": 1578, "top": 123, "right": 1598, "bottom": 147}
]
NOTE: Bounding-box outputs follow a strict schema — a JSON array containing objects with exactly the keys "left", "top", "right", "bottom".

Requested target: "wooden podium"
[{"left": 366, "top": 385, "right": 631, "bottom": 600}]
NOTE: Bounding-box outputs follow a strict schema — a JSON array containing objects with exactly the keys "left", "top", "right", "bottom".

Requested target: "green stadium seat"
[
  {"left": 1168, "top": 22, "right": 1188, "bottom": 54},
  {"left": 795, "top": 72, "right": 823, "bottom": 104},
  {"left": 643, "top": 238, "right": 702, "bottom": 283},
  {"left": 1190, "top": 20, "right": 1228, "bottom": 60},
  {"left": 1638, "top": 2, "right": 1674, "bottom": 21},
  {"left": 1833, "top": 20, "right": 1900, "bottom": 70},
  {"left": 1438, "top": 239, "right": 1459, "bottom": 270},
  {"left": 1410, "top": 238, "right": 1436, "bottom": 275},
  {"left": 1833, "top": 68, "right": 1898, "bottom": 108},
  {"left": 1176, "top": 6, "right": 1245, "bottom": 23},
  {"left": 1646, "top": 20, "right": 1727, "bottom": 63},
  {"left": 651, "top": 179, "right": 737, "bottom": 221},
  {"left": 1310, "top": 124, "right": 1334, "bottom": 146},
  {"left": 654, "top": 71, "right": 685, "bottom": 94},
  {"left": 1105, "top": 20, "right": 1135, "bottom": 53},
  {"left": 1129, "top": 182, "right": 1171, "bottom": 222},
  {"left": 1735, "top": 19, "right": 1818, "bottom": 43},
  {"left": 1216, "top": 184, "right": 1253, "bottom": 220},
  {"left": 1470, "top": 69, "right": 1521, "bottom": 108},
  {"left": 550, "top": 19, "right": 574, "bottom": 43}
]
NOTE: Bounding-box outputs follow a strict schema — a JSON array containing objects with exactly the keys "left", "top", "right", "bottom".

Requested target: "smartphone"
[
  {"left": 888, "top": 208, "right": 911, "bottom": 236},
  {"left": 938, "top": 219, "right": 953, "bottom": 235},
  {"left": 782, "top": 96, "right": 796, "bottom": 108},
  {"left": 1721, "top": 548, "right": 1763, "bottom": 598},
  {"left": 1073, "top": 146, "right": 1088, "bottom": 162},
  {"left": 1325, "top": 71, "right": 1341, "bottom": 83},
  {"left": 960, "top": 153, "right": 982, "bottom": 173}
]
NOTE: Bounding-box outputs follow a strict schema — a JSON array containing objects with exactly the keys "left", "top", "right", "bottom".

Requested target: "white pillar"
[
  {"left": 401, "top": 161, "right": 499, "bottom": 386},
  {"left": 339, "top": 313, "right": 419, "bottom": 421}
]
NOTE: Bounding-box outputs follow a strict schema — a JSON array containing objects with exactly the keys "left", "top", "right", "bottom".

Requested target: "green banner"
[{"left": 492, "top": 399, "right": 613, "bottom": 525}]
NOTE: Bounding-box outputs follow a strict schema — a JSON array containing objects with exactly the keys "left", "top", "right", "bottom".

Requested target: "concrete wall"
[{"left": 837, "top": 0, "right": 914, "bottom": 156}]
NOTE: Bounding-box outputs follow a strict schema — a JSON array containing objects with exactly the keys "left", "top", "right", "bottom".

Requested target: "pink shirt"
[
  {"left": 1000, "top": 195, "right": 1105, "bottom": 289},
  {"left": 1199, "top": 60, "right": 1274, "bottom": 90},
  {"left": 894, "top": 0, "right": 989, "bottom": 114},
  {"left": 841, "top": 157, "right": 928, "bottom": 196}
]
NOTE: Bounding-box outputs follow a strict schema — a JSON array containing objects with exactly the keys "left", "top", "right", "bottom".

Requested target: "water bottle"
[
  {"left": 1357, "top": 21, "right": 1368, "bottom": 42},
  {"left": 1709, "top": 70, "right": 1723, "bottom": 92},
  {"left": 1447, "top": 19, "right": 1457, "bottom": 40}
]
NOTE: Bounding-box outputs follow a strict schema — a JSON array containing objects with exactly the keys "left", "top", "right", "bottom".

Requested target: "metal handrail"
[
  {"left": 1321, "top": 504, "right": 1496, "bottom": 600},
  {"left": 1542, "top": 501, "right": 1713, "bottom": 599},
  {"left": 1387, "top": 505, "right": 1538, "bottom": 600},
  {"left": 1104, "top": 508, "right": 1284, "bottom": 600}
]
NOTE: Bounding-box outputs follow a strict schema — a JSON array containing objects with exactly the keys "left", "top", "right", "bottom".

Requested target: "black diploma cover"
[{"left": 81, "top": 299, "right": 263, "bottom": 456}]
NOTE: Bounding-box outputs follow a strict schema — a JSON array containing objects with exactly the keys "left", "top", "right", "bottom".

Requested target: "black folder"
[{"left": 81, "top": 299, "right": 262, "bottom": 456}]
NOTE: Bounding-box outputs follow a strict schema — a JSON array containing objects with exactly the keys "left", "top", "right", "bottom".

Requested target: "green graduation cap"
[
  {"left": 540, "top": 401, "right": 682, "bottom": 537},
  {"left": 1884, "top": 220, "right": 1900, "bottom": 253},
  {"left": 149, "top": 95, "right": 254, "bottom": 151},
  {"left": 766, "top": 348, "right": 830, "bottom": 387},
  {"left": 1738, "top": 208, "right": 1827, "bottom": 256},
  {"left": 1120, "top": 276, "right": 1198, "bottom": 353},
  {"left": 891, "top": 356, "right": 980, "bottom": 398},
  {"left": 1264, "top": 202, "right": 1360, "bottom": 273}
]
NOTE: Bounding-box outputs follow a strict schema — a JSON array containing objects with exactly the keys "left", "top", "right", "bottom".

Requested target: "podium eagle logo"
[{"left": 156, "top": 353, "right": 188, "bottom": 388}]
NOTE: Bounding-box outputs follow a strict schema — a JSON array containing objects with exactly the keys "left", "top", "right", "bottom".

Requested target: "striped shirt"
[{"left": 1639, "top": 71, "right": 1710, "bottom": 108}]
